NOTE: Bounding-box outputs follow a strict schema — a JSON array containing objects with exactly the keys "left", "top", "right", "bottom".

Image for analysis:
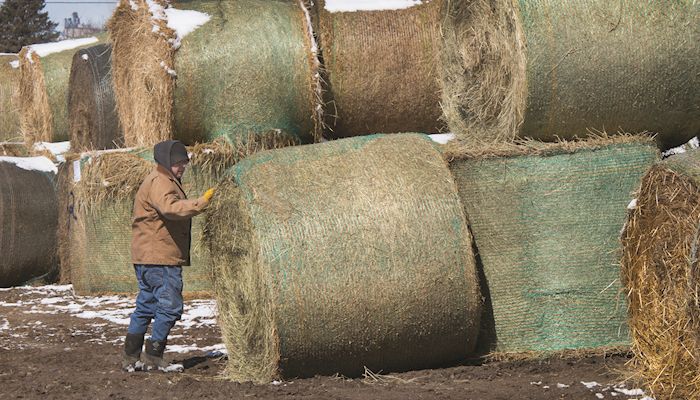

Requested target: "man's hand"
[{"left": 203, "top": 188, "right": 216, "bottom": 202}]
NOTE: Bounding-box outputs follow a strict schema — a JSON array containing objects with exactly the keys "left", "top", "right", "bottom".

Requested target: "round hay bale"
[
  {"left": 0, "top": 54, "right": 21, "bottom": 141},
  {"left": 68, "top": 44, "right": 123, "bottom": 151},
  {"left": 56, "top": 160, "right": 77, "bottom": 284},
  {"left": 0, "top": 158, "right": 58, "bottom": 287},
  {"left": 18, "top": 37, "right": 104, "bottom": 144},
  {"left": 205, "top": 134, "right": 481, "bottom": 382},
  {"left": 439, "top": 0, "right": 700, "bottom": 149},
  {"left": 621, "top": 150, "right": 700, "bottom": 399},
  {"left": 446, "top": 136, "right": 658, "bottom": 353},
  {"left": 317, "top": 0, "right": 444, "bottom": 138},
  {"left": 0, "top": 142, "right": 28, "bottom": 157},
  {"left": 107, "top": 0, "right": 321, "bottom": 147},
  {"left": 68, "top": 134, "right": 295, "bottom": 295}
]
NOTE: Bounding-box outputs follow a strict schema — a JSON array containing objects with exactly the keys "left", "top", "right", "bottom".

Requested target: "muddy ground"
[{"left": 0, "top": 285, "right": 652, "bottom": 400}]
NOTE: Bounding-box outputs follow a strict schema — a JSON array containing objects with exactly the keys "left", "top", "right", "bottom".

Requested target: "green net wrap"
[
  {"left": 69, "top": 150, "right": 213, "bottom": 296},
  {"left": 173, "top": 0, "right": 321, "bottom": 144},
  {"left": 206, "top": 134, "right": 481, "bottom": 382},
  {"left": 449, "top": 140, "right": 658, "bottom": 352},
  {"left": 0, "top": 161, "right": 57, "bottom": 287}
]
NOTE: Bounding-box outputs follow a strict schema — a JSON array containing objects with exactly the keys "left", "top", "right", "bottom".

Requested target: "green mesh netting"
[
  {"left": 518, "top": 1, "right": 699, "bottom": 148},
  {"left": 173, "top": 0, "right": 320, "bottom": 145},
  {"left": 317, "top": 0, "right": 444, "bottom": 138},
  {"left": 449, "top": 141, "right": 658, "bottom": 352},
  {"left": 0, "top": 55, "right": 20, "bottom": 141},
  {"left": 207, "top": 134, "right": 481, "bottom": 381},
  {"left": 69, "top": 150, "right": 214, "bottom": 296},
  {"left": 0, "top": 161, "right": 57, "bottom": 287}
]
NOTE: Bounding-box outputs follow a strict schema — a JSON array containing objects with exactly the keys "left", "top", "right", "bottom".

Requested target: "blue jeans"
[{"left": 127, "top": 265, "right": 184, "bottom": 342}]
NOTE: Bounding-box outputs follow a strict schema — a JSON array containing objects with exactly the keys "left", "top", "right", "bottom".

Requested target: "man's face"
[{"left": 170, "top": 160, "right": 188, "bottom": 179}]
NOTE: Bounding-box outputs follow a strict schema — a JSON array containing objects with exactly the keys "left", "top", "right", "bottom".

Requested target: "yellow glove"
[{"left": 203, "top": 188, "right": 216, "bottom": 202}]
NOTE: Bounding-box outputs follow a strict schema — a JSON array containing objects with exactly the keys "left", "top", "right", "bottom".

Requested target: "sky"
[{"left": 0, "top": 1, "right": 119, "bottom": 31}]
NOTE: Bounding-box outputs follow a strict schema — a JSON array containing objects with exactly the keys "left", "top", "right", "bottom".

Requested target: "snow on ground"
[
  {"left": 662, "top": 136, "right": 699, "bottom": 158},
  {"left": 26, "top": 37, "right": 99, "bottom": 59},
  {"left": 324, "top": 0, "right": 424, "bottom": 12},
  {"left": 0, "top": 156, "right": 57, "bottom": 174},
  {"left": 0, "top": 285, "right": 223, "bottom": 353}
]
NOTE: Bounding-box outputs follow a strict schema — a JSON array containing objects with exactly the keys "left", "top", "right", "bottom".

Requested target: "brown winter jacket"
[{"left": 131, "top": 165, "right": 207, "bottom": 266}]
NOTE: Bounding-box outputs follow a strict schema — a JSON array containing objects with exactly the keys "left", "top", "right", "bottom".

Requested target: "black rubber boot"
[
  {"left": 121, "top": 333, "right": 145, "bottom": 372},
  {"left": 143, "top": 339, "right": 183, "bottom": 372}
]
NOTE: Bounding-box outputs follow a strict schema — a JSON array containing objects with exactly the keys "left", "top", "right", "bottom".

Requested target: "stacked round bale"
[
  {"left": 66, "top": 133, "right": 296, "bottom": 295},
  {"left": 68, "top": 44, "right": 122, "bottom": 151},
  {"left": 316, "top": 0, "right": 445, "bottom": 137},
  {"left": 445, "top": 136, "right": 658, "bottom": 353},
  {"left": 0, "top": 156, "right": 58, "bottom": 287},
  {"left": 0, "top": 54, "right": 20, "bottom": 141},
  {"left": 621, "top": 149, "right": 700, "bottom": 399},
  {"left": 107, "top": 0, "right": 321, "bottom": 147},
  {"left": 439, "top": 0, "right": 699, "bottom": 148},
  {"left": 205, "top": 134, "right": 481, "bottom": 381},
  {"left": 18, "top": 37, "right": 102, "bottom": 144}
]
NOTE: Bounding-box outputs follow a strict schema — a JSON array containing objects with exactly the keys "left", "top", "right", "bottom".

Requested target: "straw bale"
[
  {"left": 439, "top": 0, "right": 699, "bottom": 149},
  {"left": 0, "top": 55, "right": 21, "bottom": 141},
  {"left": 0, "top": 161, "right": 58, "bottom": 287},
  {"left": 107, "top": 0, "right": 174, "bottom": 147},
  {"left": 205, "top": 134, "right": 481, "bottom": 382},
  {"left": 68, "top": 44, "right": 122, "bottom": 151},
  {"left": 0, "top": 142, "right": 28, "bottom": 157},
  {"left": 68, "top": 135, "right": 293, "bottom": 295},
  {"left": 621, "top": 150, "right": 700, "bottom": 399},
  {"left": 317, "top": 0, "right": 444, "bottom": 138},
  {"left": 448, "top": 137, "right": 658, "bottom": 353},
  {"left": 173, "top": 0, "right": 322, "bottom": 144}
]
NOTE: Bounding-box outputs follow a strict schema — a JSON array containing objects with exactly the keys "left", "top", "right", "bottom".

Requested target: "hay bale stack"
[
  {"left": 68, "top": 134, "right": 295, "bottom": 293},
  {"left": 0, "top": 157, "right": 58, "bottom": 287},
  {"left": 446, "top": 136, "right": 658, "bottom": 353},
  {"left": 0, "top": 54, "right": 20, "bottom": 141},
  {"left": 108, "top": 0, "right": 321, "bottom": 147},
  {"left": 68, "top": 44, "right": 122, "bottom": 151},
  {"left": 18, "top": 38, "right": 103, "bottom": 144},
  {"left": 206, "top": 134, "right": 481, "bottom": 382},
  {"left": 317, "top": 0, "right": 444, "bottom": 138},
  {"left": 439, "top": 0, "right": 700, "bottom": 148},
  {"left": 621, "top": 149, "right": 700, "bottom": 399}
]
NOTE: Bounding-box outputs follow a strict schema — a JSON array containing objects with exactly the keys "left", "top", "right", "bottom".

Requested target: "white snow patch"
[
  {"left": 0, "top": 156, "right": 57, "bottom": 174},
  {"left": 429, "top": 133, "right": 455, "bottom": 144},
  {"left": 662, "top": 136, "right": 700, "bottom": 158},
  {"left": 556, "top": 383, "right": 570, "bottom": 389},
  {"left": 81, "top": 54, "right": 89, "bottom": 61},
  {"left": 27, "top": 37, "right": 99, "bottom": 59},
  {"left": 0, "top": 319, "right": 9, "bottom": 331},
  {"left": 160, "top": 61, "right": 177, "bottom": 77},
  {"left": 166, "top": 343, "right": 226, "bottom": 354},
  {"left": 627, "top": 198, "right": 637, "bottom": 210},
  {"left": 614, "top": 387, "right": 645, "bottom": 396},
  {"left": 530, "top": 381, "right": 542, "bottom": 386},
  {"left": 161, "top": 363, "right": 184, "bottom": 373},
  {"left": 595, "top": 394, "right": 604, "bottom": 399},
  {"left": 582, "top": 381, "right": 600, "bottom": 389},
  {"left": 324, "top": 0, "right": 423, "bottom": 12},
  {"left": 164, "top": 8, "right": 211, "bottom": 40},
  {"left": 129, "top": 0, "right": 139, "bottom": 11},
  {"left": 33, "top": 141, "right": 71, "bottom": 162},
  {"left": 9, "top": 60, "right": 19, "bottom": 69}
]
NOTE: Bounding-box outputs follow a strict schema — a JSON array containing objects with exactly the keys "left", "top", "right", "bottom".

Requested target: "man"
[{"left": 122, "top": 140, "right": 215, "bottom": 372}]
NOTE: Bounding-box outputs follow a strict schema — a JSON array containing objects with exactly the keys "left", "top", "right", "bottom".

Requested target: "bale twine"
[
  {"left": 68, "top": 44, "right": 122, "bottom": 151},
  {"left": 0, "top": 159, "right": 58, "bottom": 287},
  {"left": 0, "top": 55, "right": 20, "bottom": 141},
  {"left": 439, "top": 0, "right": 700, "bottom": 149},
  {"left": 446, "top": 136, "right": 658, "bottom": 353},
  {"left": 18, "top": 39, "right": 104, "bottom": 144},
  {"left": 621, "top": 150, "right": 700, "bottom": 399},
  {"left": 68, "top": 133, "right": 296, "bottom": 294},
  {"left": 205, "top": 134, "right": 481, "bottom": 382},
  {"left": 108, "top": 0, "right": 321, "bottom": 147},
  {"left": 317, "top": 0, "right": 444, "bottom": 138},
  {"left": 173, "top": 0, "right": 322, "bottom": 144}
]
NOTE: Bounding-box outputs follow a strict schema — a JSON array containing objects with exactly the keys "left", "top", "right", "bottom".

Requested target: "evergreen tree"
[{"left": 0, "top": 0, "right": 59, "bottom": 53}]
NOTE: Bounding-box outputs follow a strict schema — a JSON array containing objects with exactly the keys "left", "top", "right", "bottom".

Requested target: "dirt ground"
[{"left": 0, "top": 285, "right": 652, "bottom": 400}]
